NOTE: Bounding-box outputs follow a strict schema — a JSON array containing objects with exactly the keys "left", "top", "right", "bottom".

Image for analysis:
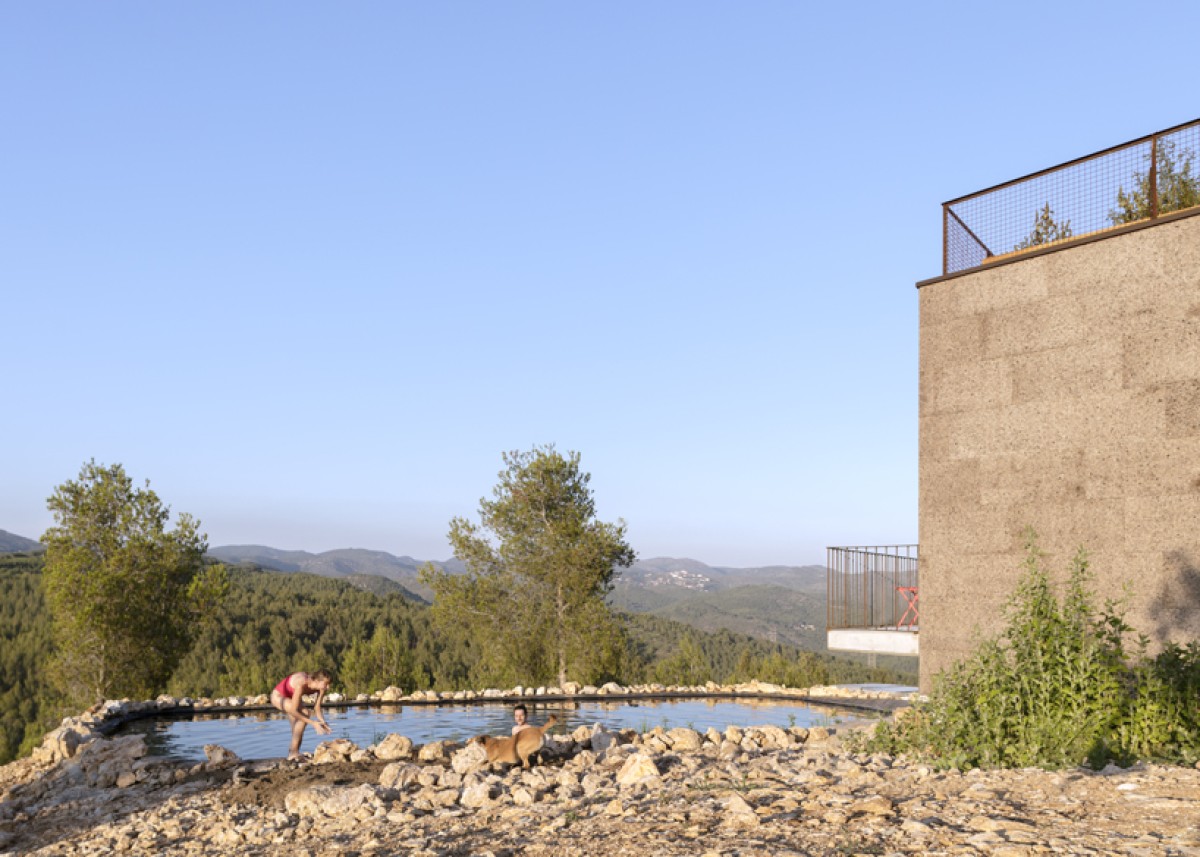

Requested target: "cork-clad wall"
[{"left": 917, "top": 213, "right": 1200, "bottom": 690}]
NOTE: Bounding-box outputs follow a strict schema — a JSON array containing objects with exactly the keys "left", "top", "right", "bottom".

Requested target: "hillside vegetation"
[{"left": 0, "top": 553, "right": 913, "bottom": 764}]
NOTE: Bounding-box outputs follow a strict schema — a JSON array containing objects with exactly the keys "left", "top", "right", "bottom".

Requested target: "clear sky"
[{"left": 4, "top": 3, "right": 1198, "bottom": 567}]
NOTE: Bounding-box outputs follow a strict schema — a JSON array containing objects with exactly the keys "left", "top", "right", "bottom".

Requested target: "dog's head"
[
  {"left": 468, "top": 735, "right": 490, "bottom": 747},
  {"left": 544, "top": 715, "right": 558, "bottom": 729}
]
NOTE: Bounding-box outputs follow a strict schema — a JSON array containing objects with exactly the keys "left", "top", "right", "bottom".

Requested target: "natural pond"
[{"left": 121, "top": 697, "right": 882, "bottom": 762}]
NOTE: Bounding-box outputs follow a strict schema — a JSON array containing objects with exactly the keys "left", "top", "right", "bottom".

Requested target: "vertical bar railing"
[{"left": 827, "top": 545, "right": 918, "bottom": 630}]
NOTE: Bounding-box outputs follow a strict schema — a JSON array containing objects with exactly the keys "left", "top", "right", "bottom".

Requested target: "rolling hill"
[
  {"left": 205, "top": 545, "right": 833, "bottom": 651},
  {"left": 0, "top": 530, "right": 42, "bottom": 553}
]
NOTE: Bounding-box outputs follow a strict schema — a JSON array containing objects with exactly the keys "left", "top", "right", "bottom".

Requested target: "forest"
[{"left": 0, "top": 552, "right": 911, "bottom": 765}]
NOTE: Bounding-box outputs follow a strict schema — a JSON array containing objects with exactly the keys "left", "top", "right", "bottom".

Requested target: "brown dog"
[{"left": 470, "top": 715, "right": 558, "bottom": 769}]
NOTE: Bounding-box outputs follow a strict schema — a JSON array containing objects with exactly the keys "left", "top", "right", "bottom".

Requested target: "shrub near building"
[{"left": 857, "top": 530, "right": 1200, "bottom": 770}]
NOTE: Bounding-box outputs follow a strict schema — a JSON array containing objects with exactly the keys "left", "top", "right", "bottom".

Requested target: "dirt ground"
[{"left": 224, "top": 759, "right": 390, "bottom": 809}]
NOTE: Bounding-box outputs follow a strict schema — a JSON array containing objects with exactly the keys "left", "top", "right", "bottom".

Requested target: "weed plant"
[{"left": 853, "top": 530, "right": 1200, "bottom": 769}]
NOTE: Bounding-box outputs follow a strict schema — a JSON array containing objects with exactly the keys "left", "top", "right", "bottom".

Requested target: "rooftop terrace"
[{"left": 942, "top": 118, "right": 1200, "bottom": 277}]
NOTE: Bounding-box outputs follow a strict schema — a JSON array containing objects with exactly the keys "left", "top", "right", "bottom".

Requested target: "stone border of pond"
[{"left": 29, "top": 679, "right": 919, "bottom": 766}]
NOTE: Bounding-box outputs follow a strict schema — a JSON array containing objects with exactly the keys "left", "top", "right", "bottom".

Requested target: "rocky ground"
[{"left": 3, "top": 712, "right": 1199, "bottom": 856}]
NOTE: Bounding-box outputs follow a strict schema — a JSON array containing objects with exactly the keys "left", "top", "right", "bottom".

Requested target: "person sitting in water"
[
  {"left": 270, "top": 669, "right": 333, "bottom": 759},
  {"left": 512, "top": 703, "right": 531, "bottom": 735}
]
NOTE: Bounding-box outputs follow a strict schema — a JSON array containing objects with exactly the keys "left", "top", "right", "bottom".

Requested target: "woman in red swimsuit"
[{"left": 270, "top": 669, "right": 333, "bottom": 759}]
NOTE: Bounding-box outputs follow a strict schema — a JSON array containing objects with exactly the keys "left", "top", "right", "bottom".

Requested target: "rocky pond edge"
[{"left": 5, "top": 681, "right": 1200, "bottom": 855}]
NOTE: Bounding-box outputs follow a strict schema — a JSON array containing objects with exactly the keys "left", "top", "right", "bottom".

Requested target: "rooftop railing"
[
  {"left": 827, "top": 544, "right": 918, "bottom": 631},
  {"left": 943, "top": 118, "right": 1200, "bottom": 275}
]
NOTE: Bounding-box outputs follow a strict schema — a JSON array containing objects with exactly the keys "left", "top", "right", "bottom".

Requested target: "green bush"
[{"left": 855, "top": 530, "right": 1200, "bottom": 769}]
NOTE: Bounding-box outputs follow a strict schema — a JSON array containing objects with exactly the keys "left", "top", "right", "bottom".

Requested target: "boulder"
[
  {"left": 379, "top": 762, "right": 423, "bottom": 790},
  {"left": 460, "top": 782, "right": 497, "bottom": 809},
  {"left": 644, "top": 735, "right": 670, "bottom": 754},
  {"left": 561, "top": 681, "right": 581, "bottom": 695},
  {"left": 202, "top": 744, "right": 240, "bottom": 765},
  {"left": 616, "top": 753, "right": 662, "bottom": 788},
  {"left": 666, "top": 727, "right": 703, "bottom": 751},
  {"left": 590, "top": 729, "right": 616, "bottom": 757},
  {"left": 754, "top": 726, "right": 790, "bottom": 749},
  {"left": 418, "top": 740, "right": 460, "bottom": 763},
  {"left": 36, "top": 724, "right": 94, "bottom": 763},
  {"left": 451, "top": 741, "right": 490, "bottom": 775},
  {"left": 373, "top": 734, "right": 414, "bottom": 761},
  {"left": 718, "top": 740, "right": 741, "bottom": 760},
  {"left": 380, "top": 686, "right": 404, "bottom": 702},
  {"left": 512, "top": 786, "right": 537, "bottom": 806},
  {"left": 722, "top": 792, "right": 761, "bottom": 828},
  {"left": 313, "top": 739, "right": 357, "bottom": 764}
]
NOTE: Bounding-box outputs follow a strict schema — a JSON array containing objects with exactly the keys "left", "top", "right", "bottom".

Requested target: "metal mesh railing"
[
  {"left": 827, "top": 544, "right": 918, "bottom": 630},
  {"left": 944, "top": 118, "right": 1200, "bottom": 275}
]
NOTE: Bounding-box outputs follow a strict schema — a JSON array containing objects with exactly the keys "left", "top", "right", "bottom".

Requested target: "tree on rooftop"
[
  {"left": 1014, "top": 203, "right": 1073, "bottom": 251},
  {"left": 1109, "top": 138, "right": 1200, "bottom": 225}
]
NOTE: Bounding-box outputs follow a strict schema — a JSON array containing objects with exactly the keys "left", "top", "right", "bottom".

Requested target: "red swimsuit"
[{"left": 274, "top": 675, "right": 297, "bottom": 698}]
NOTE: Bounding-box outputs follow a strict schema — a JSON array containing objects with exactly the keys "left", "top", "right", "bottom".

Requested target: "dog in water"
[{"left": 470, "top": 714, "right": 558, "bottom": 769}]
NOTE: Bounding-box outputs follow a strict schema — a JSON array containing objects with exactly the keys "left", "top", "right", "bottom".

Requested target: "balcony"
[{"left": 826, "top": 544, "right": 918, "bottom": 656}]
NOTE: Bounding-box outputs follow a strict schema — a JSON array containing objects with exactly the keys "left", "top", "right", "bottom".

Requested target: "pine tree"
[{"left": 420, "top": 446, "right": 635, "bottom": 688}]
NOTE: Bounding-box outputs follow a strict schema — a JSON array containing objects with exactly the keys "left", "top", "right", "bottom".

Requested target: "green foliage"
[
  {"left": 1014, "top": 203, "right": 1073, "bottom": 251},
  {"left": 1109, "top": 138, "right": 1200, "bottom": 225},
  {"left": 420, "top": 446, "right": 636, "bottom": 688},
  {"left": 41, "top": 461, "right": 225, "bottom": 706},
  {"left": 625, "top": 613, "right": 912, "bottom": 687},
  {"left": 854, "top": 530, "right": 1200, "bottom": 769},
  {"left": 651, "top": 633, "right": 710, "bottom": 685},
  {"left": 168, "top": 566, "right": 470, "bottom": 697},
  {"left": 0, "top": 553, "right": 67, "bottom": 764},
  {"left": 340, "top": 625, "right": 421, "bottom": 694}
]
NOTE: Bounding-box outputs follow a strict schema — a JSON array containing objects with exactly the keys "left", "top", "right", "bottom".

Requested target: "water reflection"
[{"left": 121, "top": 698, "right": 876, "bottom": 762}]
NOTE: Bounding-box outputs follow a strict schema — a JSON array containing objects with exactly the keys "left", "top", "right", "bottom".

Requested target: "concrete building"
[{"left": 830, "top": 120, "right": 1200, "bottom": 691}]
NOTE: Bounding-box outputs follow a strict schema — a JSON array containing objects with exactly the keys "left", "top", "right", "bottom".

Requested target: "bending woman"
[{"left": 270, "top": 669, "right": 333, "bottom": 759}]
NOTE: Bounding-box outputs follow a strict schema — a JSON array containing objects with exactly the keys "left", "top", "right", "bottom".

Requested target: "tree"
[
  {"left": 1109, "top": 138, "right": 1200, "bottom": 225},
  {"left": 1014, "top": 203, "right": 1073, "bottom": 251},
  {"left": 41, "top": 461, "right": 228, "bottom": 705},
  {"left": 340, "top": 624, "right": 418, "bottom": 694},
  {"left": 420, "top": 446, "right": 636, "bottom": 688}
]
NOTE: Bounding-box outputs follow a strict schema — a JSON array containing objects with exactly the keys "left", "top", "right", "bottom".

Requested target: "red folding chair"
[{"left": 896, "top": 586, "right": 919, "bottom": 629}]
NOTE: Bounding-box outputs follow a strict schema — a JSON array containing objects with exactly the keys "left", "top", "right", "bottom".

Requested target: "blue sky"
[{"left": 4, "top": 3, "right": 1198, "bottom": 566}]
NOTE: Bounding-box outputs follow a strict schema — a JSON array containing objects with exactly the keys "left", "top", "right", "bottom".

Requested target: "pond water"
[{"left": 120, "top": 698, "right": 878, "bottom": 762}]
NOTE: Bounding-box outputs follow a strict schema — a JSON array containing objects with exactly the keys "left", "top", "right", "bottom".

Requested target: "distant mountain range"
[
  {"left": 2, "top": 529, "right": 833, "bottom": 652},
  {"left": 204, "top": 545, "right": 465, "bottom": 601},
  {"left": 206, "top": 544, "right": 830, "bottom": 649},
  {"left": 0, "top": 530, "right": 42, "bottom": 553}
]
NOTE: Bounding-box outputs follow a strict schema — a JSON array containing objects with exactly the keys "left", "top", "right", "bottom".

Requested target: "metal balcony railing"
[
  {"left": 944, "top": 118, "right": 1200, "bottom": 275},
  {"left": 827, "top": 544, "right": 918, "bottom": 631}
]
